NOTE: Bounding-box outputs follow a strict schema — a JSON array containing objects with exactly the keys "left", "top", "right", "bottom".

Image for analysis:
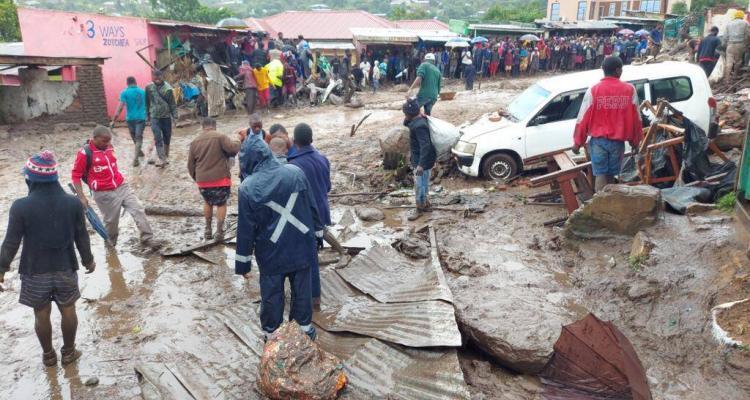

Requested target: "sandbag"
[
  {"left": 427, "top": 116, "right": 460, "bottom": 160},
  {"left": 258, "top": 321, "right": 347, "bottom": 400}
]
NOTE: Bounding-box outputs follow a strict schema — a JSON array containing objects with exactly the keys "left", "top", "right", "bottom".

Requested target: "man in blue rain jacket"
[{"left": 235, "top": 135, "right": 323, "bottom": 340}]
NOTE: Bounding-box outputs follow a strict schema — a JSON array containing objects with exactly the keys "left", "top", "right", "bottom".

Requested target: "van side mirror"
[{"left": 530, "top": 115, "right": 549, "bottom": 126}]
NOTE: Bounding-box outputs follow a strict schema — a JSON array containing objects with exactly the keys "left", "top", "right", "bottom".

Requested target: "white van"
[{"left": 452, "top": 61, "right": 719, "bottom": 180}]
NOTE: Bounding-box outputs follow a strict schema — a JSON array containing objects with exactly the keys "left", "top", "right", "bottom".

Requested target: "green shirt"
[
  {"left": 145, "top": 82, "right": 177, "bottom": 119},
  {"left": 416, "top": 62, "right": 442, "bottom": 102}
]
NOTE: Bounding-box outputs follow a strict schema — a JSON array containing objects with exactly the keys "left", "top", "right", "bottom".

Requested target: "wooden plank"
[
  {"left": 552, "top": 152, "right": 577, "bottom": 170},
  {"left": 647, "top": 136, "right": 684, "bottom": 150},
  {"left": 529, "top": 162, "right": 592, "bottom": 187},
  {"left": 657, "top": 124, "right": 685, "bottom": 135},
  {"left": 0, "top": 55, "right": 107, "bottom": 66},
  {"left": 523, "top": 147, "right": 572, "bottom": 165},
  {"left": 557, "top": 179, "right": 580, "bottom": 214}
]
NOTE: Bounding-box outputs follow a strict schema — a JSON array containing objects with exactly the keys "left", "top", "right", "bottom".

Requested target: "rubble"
[
  {"left": 258, "top": 321, "right": 346, "bottom": 400},
  {"left": 630, "top": 231, "right": 655, "bottom": 261},
  {"left": 565, "top": 185, "right": 661, "bottom": 238},
  {"left": 355, "top": 207, "right": 385, "bottom": 222},
  {"left": 713, "top": 129, "right": 746, "bottom": 151}
]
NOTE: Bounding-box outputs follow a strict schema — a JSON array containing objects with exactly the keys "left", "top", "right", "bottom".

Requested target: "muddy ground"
[{"left": 1, "top": 76, "right": 749, "bottom": 399}]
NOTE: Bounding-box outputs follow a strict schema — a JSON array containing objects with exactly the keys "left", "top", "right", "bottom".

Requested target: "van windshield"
[{"left": 507, "top": 84, "right": 551, "bottom": 122}]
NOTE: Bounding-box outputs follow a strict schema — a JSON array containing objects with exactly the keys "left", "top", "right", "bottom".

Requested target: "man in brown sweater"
[{"left": 188, "top": 118, "right": 241, "bottom": 239}]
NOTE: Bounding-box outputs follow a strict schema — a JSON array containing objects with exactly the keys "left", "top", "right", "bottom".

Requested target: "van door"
[
  {"left": 648, "top": 76, "right": 706, "bottom": 130},
  {"left": 524, "top": 89, "right": 586, "bottom": 158}
]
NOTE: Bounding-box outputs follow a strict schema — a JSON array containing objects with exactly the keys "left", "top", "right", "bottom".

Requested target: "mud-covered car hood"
[{"left": 459, "top": 113, "right": 517, "bottom": 142}]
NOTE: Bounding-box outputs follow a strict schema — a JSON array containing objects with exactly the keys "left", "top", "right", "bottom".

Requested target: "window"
[
  {"left": 508, "top": 84, "right": 551, "bottom": 121},
  {"left": 640, "top": 0, "right": 660, "bottom": 12},
  {"left": 629, "top": 81, "right": 647, "bottom": 104},
  {"left": 609, "top": 2, "right": 616, "bottom": 16},
  {"left": 532, "top": 91, "right": 586, "bottom": 125},
  {"left": 620, "top": 0, "right": 629, "bottom": 16},
  {"left": 550, "top": 3, "right": 561, "bottom": 21},
  {"left": 577, "top": 1, "right": 587, "bottom": 20},
  {"left": 650, "top": 77, "right": 693, "bottom": 103}
]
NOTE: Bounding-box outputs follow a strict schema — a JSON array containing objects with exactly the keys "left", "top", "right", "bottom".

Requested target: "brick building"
[
  {"left": 546, "top": 0, "right": 691, "bottom": 21},
  {"left": 0, "top": 55, "right": 108, "bottom": 130}
]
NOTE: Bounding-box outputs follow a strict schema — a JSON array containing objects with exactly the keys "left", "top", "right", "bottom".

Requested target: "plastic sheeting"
[
  {"left": 661, "top": 186, "right": 713, "bottom": 214},
  {"left": 541, "top": 313, "right": 652, "bottom": 400}
]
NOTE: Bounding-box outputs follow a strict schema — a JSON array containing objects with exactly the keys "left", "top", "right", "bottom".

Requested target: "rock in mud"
[
  {"left": 565, "top": 185, "right": 661, "bottom": 238},
  {"left": 379, "top": 127, "right": 410, "bottom": 157},
  {"left": 355, "top": 207, "right": 385, "bottom": 222},
  {"left": 393, "top": 235, "right": 430, "bottom": 259},
  {"left": 685, "top": 202, "right": 717, "bottom": 215},
  {"left": 630, "top": 231, "right": 655, "bottom": 260},
  {"left": 84, "top": 377, "right": 99, "bottom": 386}
]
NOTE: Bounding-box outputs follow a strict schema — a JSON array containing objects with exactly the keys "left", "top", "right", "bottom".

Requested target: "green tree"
[
  {"left": 483, "top": 0, "right": 544, "bottom": 23},
  {"left": 690, "top": 0, "right": 734, "bottom": 12},
  {"left": 388, "top": 5, "right": 430, "bottom": 20},
  {"left": 0, "top": 0, "right": 21, "bottom": 42},
  {"left": 150, "top": 0, "right": 232, "bottom": 24},
  {"left": 670, "top": 1, "right": 688, "bottom": 15}
]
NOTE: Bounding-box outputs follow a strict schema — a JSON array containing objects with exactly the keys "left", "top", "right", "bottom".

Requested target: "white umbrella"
[{"left": 445, "top": 38, "right": 470, "bottom": 48}]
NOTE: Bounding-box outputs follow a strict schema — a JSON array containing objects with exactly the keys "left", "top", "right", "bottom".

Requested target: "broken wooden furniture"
[
  {"left": 527, "top": 149, "right": 594, "bottom": 214},
  {"left": 636, "top": 100, "right": 729, "bottom": 185}
]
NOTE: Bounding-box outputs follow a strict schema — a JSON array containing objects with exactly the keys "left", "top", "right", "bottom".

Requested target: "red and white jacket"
[
  {"left": 573, "top": 77, "right": 643, "bottom": 148},
  {"left": 71, "top": 141, "right": 125, "bottom": 192}
]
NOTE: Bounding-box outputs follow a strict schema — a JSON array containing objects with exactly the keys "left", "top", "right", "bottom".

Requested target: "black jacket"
[
  {"left": 406, "top": 116, "right": 436, "bottom": 170},
  {"left": 697, "top": 35, "right": 721, "bottom": 61},
  {"left": 0, "top": 182, "right": 93, "bottom": 275}
]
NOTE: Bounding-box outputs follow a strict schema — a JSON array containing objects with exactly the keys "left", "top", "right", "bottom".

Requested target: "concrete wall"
[
  {"left": 0, "top": 65, "right": 108, "bottom": 127},
  {"left": 17, "top": 8, "right": 154, "bottom": 119}
]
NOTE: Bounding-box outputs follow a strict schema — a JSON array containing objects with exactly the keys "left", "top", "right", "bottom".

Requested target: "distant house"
[
  {"left": 546, "top": 0, "right": 690, "bottom": 21},
  {"left": 390, "top": 0, "right": 431, "bottom": 8},
  {"left": 393, "top": 19, "right": 450, "bottom": 31},
  {"left": 257, "top": 10, "right": 394, "bottom": 41}
]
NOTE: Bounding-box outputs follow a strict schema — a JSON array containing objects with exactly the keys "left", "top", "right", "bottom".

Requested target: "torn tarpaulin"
[{"left": 661, "top": 186, "right": 713, "bottom": 214}]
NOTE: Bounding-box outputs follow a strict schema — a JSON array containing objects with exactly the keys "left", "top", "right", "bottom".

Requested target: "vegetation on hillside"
[{"left": 0, "top": 0, "right": 21, "bottom": 41}]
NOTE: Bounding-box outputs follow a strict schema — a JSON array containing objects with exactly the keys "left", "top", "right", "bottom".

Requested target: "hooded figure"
[{"left": 235, "top": 135, "right": 323, "bottom": 340}]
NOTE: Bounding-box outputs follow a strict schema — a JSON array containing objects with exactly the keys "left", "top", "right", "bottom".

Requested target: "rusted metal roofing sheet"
[
  {"left": 393, "top": 19, "right": 450, "bottom": 31},
  {"left": 337, "top": 244, "right": 453, "bottom": 303},
  {"left": 314, "top": 269, "right": 461, "bottom": 347},
  {"left": 219, "top": 304, "right": 264, "bottom": 359}
]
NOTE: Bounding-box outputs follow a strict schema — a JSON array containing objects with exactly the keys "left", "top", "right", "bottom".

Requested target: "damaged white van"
[{"left": 451, "top": 61, "right": 718, "bottom": 180}]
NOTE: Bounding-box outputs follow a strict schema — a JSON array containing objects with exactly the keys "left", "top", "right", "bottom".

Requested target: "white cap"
[{"left": 424, "top": 53, "right": 435, "bottom": 61}]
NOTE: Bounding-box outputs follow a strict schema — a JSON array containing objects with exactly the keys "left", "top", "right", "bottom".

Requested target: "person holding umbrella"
[
  {"left": 1, "top": 151, "right": 95, "bottom": 367},
  {"left": 71, "top": 126, "right": 160, "bottom": 249}
]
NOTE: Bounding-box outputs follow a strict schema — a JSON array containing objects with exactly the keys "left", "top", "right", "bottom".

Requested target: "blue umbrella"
[
  {"left": 635, "top": 29, "right": 650, "bottom": 37},
  {"left": 471, "top": 36, "right": 488, "bottom": 44},
  {"left": 68, "top": 183, "right": 110, "bottom": 243}
]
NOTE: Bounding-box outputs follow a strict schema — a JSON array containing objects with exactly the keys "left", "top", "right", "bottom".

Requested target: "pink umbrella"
[{"left": 618, "top": 29, "right": 635, "bottom": 36}]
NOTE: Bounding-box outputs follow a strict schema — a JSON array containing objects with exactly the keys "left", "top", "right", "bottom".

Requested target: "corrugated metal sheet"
[
  {"left": 219, "top": 304, "right": 264, "bottom": 359},
  {"left": 468, "top": 23, "right": 544, "bottom": 34},
  {"left": 344, "top": 339, "right": 470, "bottom": 400},
  {"left": 337, "top": 245, "right": 453, "bottom": 304},
  {"left": 315, "top": 269, "right": 462, "bottom": 348},
  {"left": 350, "top": 28, "right": 419, "bottom": 43},
  {"left": 394, "top": 19, "right": 450, "bottom": 31},
  {"left": 262, "top": 10, "right": 394, "bottom": 40}
]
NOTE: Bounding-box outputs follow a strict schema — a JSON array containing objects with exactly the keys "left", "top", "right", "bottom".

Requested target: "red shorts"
[{"left": 258, "top": 88, "right": 270, "bottom": 106}]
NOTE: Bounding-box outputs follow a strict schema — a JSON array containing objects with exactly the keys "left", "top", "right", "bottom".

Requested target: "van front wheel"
[{"left": 482, "top": 153, "right": 518, "bottom": 181}]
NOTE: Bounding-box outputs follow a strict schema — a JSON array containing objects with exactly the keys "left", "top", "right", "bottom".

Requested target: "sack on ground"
[
  {"left": 427, "top": 116, "right": 461, "bottom": 160},
  {"left": 258, "top": 321, "right": 347, "bottom": 400}
]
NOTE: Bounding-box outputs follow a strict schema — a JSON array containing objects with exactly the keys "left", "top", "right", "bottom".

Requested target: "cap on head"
[
  {"left": 402, "top": 98, "right": 420, "bottom": 117},
  {"left": 734, "top": 10, "right": 745, "bottom": 19},
  {"left": 24, "top": 150, "right": 59, "bottom": 183},
  {"left": 424, "top": 53, "right": 435, "bottom": 62},
  {"left": 711, "top": 26, "right": 719, "bottom": 34},
  {"left": 293, "top": 123, "right": 313, "bottom": 146}
]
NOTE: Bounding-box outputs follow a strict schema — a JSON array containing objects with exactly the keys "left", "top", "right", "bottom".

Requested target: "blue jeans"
[
  {"left": 589, "top": 137, "right": 625, "bottom": 176},
  {"left": 415, "top": 168, "right": 431, "bottom": 207},
  {"left": 417, "top": 97, "right": 435, "bottom": 116},
  {"left": 150, "top": 117, "right": 172, "bottom": 160},
  {"left": 126, "top": 120, "right": 145, "bottom": 143}
]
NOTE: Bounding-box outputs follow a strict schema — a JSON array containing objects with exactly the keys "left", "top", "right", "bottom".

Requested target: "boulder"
[
  {"left": 565, "top": 185, "right": 661, "bottom": 238},
  {"left": 258, "top": 321, "right": 347, "bottom": 400},
  {"left": 713, "top": 129, "right": 746, "bottom": 151},
  {"left": 379, "top": 126, "right": 410, "bottom": 170},
  {"left": 355, "top": 207, "right": 385, "bottom": 222},
  {"left": 630, "top": 231, "right": 655, "bottom": 260},
  {"left": 685, "top": 202, "right": 717, "bottom": 215}
]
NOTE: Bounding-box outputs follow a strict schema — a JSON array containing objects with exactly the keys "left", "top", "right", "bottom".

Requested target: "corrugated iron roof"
[
  {"left": 308, "top": 41, "right": 356, "bottom": 50},
  {"left": 344, "top": 339, "right": 471, "bottom": 399},
  {"left": 262, "top": 10, "right": 394, "bottom": 40},
  {"left": 337, "top": 245, "right": 453, "bottom": 304},
  {"left": 149, "top": 20, "right": 250, "bottom": 33},
  {"left": 244, "top": 17, "right": 269, "bottom": 32},
  {"left": 350, "top": 27, "right": 419, "bottom": 43},
  {"left": 394, "top": 19, "right": 450, "bottom": 31},
  {"left": 468, "top": 23, "right": 544, "bottom": 34},
  {"left": 314, "top": 269, "right": 462, "bottom": 348},
  {"left": 540, "top": 20, "right": 619, "bottom": 30}
]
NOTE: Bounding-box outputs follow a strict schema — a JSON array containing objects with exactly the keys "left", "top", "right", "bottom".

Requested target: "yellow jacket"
[
  {"left": 253, "top": 66, "right": 270, "bottom": 91},
  {"left": 267, "top": 60, "right": 284, "bottom": 87}
]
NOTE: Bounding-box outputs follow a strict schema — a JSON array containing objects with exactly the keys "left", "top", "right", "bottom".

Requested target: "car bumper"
[{"left": 452, "top": 149, "right": 480, "bottom": 177}]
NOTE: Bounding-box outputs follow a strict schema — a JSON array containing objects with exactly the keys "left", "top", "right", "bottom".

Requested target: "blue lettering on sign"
[{"left": 86, "top": 20, "right": 95, "bottom": 38}]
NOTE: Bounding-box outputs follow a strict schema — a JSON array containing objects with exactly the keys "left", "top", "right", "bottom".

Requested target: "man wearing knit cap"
[
  {"left": 71, "top": 126, "right": 159, "bottom": 248},
  {"left": 0, "top": 151, "right": 95, "bottom": 367},
  {"left": 403, "top": 98, "right": 436, "bottom": 221}
]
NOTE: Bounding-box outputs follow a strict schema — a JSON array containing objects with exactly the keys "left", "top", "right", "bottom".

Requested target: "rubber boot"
[
  {"left": 215, "top": 219, "right": 225, "bottom": 240},
  {"left": 204, "top": 218, "right": 213, "bottom": 241}
]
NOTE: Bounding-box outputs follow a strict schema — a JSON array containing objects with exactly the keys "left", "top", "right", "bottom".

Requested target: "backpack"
[{"left": 426, "top": 116, "right": 460, "bottom": 161}]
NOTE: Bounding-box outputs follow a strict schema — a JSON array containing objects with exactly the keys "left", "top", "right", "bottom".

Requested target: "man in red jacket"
[
  {"left": 573, "top": 56, "right": 642, "bottom": 191},
  {"left": 71, "top": 126, "right": 159, "bottom": 248}
]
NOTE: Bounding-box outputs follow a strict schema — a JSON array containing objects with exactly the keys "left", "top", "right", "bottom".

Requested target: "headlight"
[{"left": 453, "top": 141, "right": 477, "bottom": 155}]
